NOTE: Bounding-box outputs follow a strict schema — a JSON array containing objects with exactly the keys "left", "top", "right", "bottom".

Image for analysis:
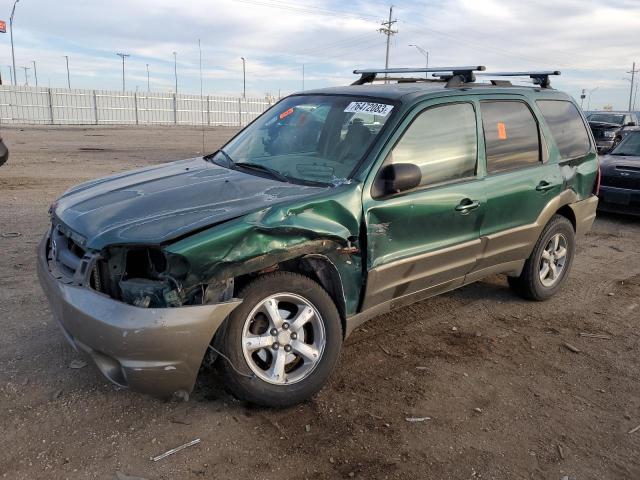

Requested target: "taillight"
[{"left": 593, "top": 158, "right": 601, "bottom": 196}]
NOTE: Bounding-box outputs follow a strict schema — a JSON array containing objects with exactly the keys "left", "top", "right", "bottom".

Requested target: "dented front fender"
[{"left": 166, "top": 183, "right": 365, "bottom": 316}]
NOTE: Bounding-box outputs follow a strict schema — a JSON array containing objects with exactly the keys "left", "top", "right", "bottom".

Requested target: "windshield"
[
  {"left": 588, "top": 113, "right": 624, "bottom": 125},
  {"left": 214, "top": 95, "right": 395, "bottom": 185},
  {"left": 611, "top": 132, "right": 640, "bottom": 156}
]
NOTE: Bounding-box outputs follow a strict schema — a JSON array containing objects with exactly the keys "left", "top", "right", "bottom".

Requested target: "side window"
[
  {"left": 536, "top": 100, "right": 591, "bottom": 159},
  {"left": 481, "top": 101, "right": 541, "bottom": 174},
  {"left": 389, "top": 103, "right": 477, "bottom": 189}
]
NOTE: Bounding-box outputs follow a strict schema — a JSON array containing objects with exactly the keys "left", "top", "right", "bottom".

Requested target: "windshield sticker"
[
  {"left": 344, "top": 102, "right": 394, "bottom": 116},
  {"left": 497, "top": 122, "right": 507, "bottom": 140},
  {"left": 279, "top": 107, "right": 294, "bottom": 120}
]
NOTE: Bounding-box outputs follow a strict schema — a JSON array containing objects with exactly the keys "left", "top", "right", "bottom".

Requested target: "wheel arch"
[
  {"left": 555, "top": 204, "right": 577, "bottom": 232},
  {"left": 232, "top": 253, "right": 349, "bottom": 337}
]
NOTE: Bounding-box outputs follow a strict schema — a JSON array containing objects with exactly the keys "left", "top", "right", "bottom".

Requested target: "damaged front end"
[
  {"left": 39, "top": 181, "right": 366, "bottom": 399},
  {"left": 92, "top": 246, "right": 234, "bottom": 309},
  {"left": 38, "top": 220, "right": 241, "bottom": 399}
]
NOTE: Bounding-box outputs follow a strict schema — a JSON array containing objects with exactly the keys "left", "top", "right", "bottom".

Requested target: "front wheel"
[
  {"left": 219, "top": 272, "right": 342, "bottom": 407},
  {"left": 508, "top": 214, "right": 575, "bottom": 301}
]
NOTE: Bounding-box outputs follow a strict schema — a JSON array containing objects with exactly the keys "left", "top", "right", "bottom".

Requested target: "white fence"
[{"left": 0, "top": 85, "right": 275, "bottom": 127}]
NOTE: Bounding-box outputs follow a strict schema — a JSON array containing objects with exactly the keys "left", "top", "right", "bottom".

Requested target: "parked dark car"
[
  {"left": 0, "top": 136, "right": 8, "bottom": 166},
  {"left": 587, "top": 111, "right": 639, "bottom": 153},
  {"left": 598, "top": 131, "right": 640, "bottom": 215}
]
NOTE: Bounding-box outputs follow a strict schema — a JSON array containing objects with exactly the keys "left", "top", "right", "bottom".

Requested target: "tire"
[
  {"left": 219, "top": 272, "right": 342, "bottom": 407},
  {"left": 508, "top": 214, "right": 575, "bottom": 301}
]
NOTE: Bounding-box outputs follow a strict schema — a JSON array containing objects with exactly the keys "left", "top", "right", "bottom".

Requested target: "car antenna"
[{"left": 198, "top": 39, "right": 206, "bottom": 156}]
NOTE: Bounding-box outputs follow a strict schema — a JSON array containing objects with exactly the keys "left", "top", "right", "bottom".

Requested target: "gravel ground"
[{"left": 1, "top": 125, "right": 639, "bottom": 480}]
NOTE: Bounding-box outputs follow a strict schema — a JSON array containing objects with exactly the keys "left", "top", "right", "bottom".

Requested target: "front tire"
[
  {"left": 219, "top": 272, "right": 342, "bottom": 407},
  {"left": 508, "top": 215, "right": 575, "bottom": 301}
]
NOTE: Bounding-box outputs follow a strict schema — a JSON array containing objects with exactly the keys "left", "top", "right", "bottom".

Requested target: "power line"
[{"left": 229, "top": 0, "right": 380, "bottom": 21}]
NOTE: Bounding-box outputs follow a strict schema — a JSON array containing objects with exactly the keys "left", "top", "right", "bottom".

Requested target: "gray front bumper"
[{"left": 37, "top": 233, "right": 241, "bottom": 398}]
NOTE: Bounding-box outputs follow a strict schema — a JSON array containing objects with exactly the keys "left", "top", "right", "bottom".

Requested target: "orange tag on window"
[
  {"left": 279, "top": 107, "right": 294, "bottom": 120},
  {"left": 497, "top": 122, "right": 507, "bottom": 140}
]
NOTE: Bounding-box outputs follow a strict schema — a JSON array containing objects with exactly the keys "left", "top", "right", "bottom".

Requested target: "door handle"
[
  {"left": 455, "top": 199, "right": 480, "bottom": 213},
  {"left": 535, "top": 181, "right": 555, "bottom": 192}
]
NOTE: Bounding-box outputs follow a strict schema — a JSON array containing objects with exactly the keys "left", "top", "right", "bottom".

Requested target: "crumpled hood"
[{"left": 53, "top": 157, "right": 326, "bottom": 250}]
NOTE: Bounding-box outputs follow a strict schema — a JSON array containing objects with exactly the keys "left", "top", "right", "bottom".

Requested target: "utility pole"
[
  {"left": 10, "top": 0, "right": 19, "bottom": 86},
  {"left": 64, "top": 55, "right": 70, "bottom": 88},
  {"left": 379, "top": 6, "right": 397, "bottom": 80},
  {"left": 173, "top": 51, "right": 178, "bottom": 93},
  {"left": 21, "top": 65, "right": 29, "bottom": 86},
  {"left": 627, "top": 62, "right": 638, "bottom": 112},
  {"left": 32, "top": 60, "right": 37, "bottom": 86},
  {"left": 241, "top": 57, "right": 246, "bottom": 98},
  {"left": 116, "top": 53, "right": 129, "bottom": 92},
  {"left": 146, "top": 64, "right": 150, "bottom": 92}
]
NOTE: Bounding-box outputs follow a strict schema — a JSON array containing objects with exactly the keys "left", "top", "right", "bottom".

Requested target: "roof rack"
[
  {"left": 476, "top": 71, "right": 561, "bottom": 88},
  {"left": 352, "top": 66, "right": 486, "bottom": 87}
]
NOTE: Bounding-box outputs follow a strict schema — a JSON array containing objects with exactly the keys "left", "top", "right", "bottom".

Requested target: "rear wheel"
[
  {"left": 219, "top": 272, "right": 342, "bottom": 407},
  {"left": 508, "top": 215, "right": 575, "bottom": 301}
]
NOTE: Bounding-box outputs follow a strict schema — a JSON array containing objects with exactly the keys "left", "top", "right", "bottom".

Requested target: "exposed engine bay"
[{"left": 90, "top": 247, "right": 234, "bottom": 308}]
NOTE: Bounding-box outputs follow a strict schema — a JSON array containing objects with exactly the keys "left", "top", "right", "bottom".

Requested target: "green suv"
[{"left": 38, "top": 67, "right": 599, "bottom": 406}]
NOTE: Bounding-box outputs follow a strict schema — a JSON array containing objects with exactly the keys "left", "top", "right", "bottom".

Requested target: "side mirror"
[
  {"left": 373, "top": 163, "right": 422, "bottom": 198},
  {"left": 626, "top": 122, "right": 636, "bottom": 127}
]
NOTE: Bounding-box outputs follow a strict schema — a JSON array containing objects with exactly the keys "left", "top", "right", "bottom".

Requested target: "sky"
[{"left": 0, "top": 0, "right": 638, "bottom": 110}]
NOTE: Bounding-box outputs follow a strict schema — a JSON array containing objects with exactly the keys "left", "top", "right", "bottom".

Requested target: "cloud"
[{"left": 0, "top": 0, "right": 637, "bottom": 108}]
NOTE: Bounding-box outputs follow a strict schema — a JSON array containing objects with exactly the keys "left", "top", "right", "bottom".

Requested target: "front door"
[{"left": 361, "top": 99, "right": 486, "bottom": 311}]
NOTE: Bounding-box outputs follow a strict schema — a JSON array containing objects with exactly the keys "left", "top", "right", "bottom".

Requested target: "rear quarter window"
[{"left": 537, "top": 100, "right": 591, "bottom": 159}]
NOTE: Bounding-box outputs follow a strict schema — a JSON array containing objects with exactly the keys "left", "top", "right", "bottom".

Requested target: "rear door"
[
  {"left": 361, "top": 98, "right": 486, "bottom": 311},
  {"left": 472, "top": 97, "right": 563, "bottom": 273}
]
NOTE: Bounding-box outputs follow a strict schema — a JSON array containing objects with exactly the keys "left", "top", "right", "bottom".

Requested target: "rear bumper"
[
  {"left": 569, "top": 195, "right": 599, "bottom": 236},
  {"left": 598, "top": 186, "right": 640, "bottom": 216},
  {"left": 37, "top": 232, "right": 241, "bottom": 398}
]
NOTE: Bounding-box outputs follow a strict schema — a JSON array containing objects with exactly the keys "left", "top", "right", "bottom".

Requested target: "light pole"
[
  {"left": 586, "top": 86, "right": 599, "bottom": 111},
  {"left": 10, "top": 0, "right": 20, "bottom": 86},
  {"left": 116, "top": 53, "right": 129, "bottom": 92},
  {"left": 173, "top": 51, "right": 178, "bottom": 93},
  {"left": 241, "top": 57, "right": 246, "bottom": 98},
  {"left": 21, "top": 65, "right": 29, "bottom": 86},
  {"left": 31, "top": 60, "right": 37, "bottom": 86},
  {"left": 146, "top": 63, "right": 150, "bottom": 92},
  {"left": 409, "top": 44, "right": 429, "bottom": 77},
  {"left": 64, "top": 55, "right": 70, "bottom": 88}
]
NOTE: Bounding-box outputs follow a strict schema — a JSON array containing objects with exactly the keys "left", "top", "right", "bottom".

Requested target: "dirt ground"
[{"left": 1, "top": 125, "right": 639, "bottom": 480}]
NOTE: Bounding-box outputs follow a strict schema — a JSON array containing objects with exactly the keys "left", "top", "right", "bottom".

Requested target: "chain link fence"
[{"left": 0, "top": 85, "right": 275, "bottom": 126}]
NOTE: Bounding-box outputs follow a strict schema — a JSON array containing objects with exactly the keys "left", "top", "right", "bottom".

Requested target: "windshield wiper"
[{"left": 236, "top": 162, "right": 290, "bottom": 183}]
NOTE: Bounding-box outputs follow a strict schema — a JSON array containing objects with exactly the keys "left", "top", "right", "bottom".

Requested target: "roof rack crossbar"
[
  {"left": 476, "top": 70, "right": 561, "bottom": 88},
  {"left": 352, "top": 66, "right": 486, "bottom": 85}
]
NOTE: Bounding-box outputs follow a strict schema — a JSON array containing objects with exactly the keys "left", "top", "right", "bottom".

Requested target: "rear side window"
[
  {"left": 390, "top": 102, "right": 477, "bottom": 188},
  {"left": 537, "top": 100, "right": 591, "bottom": 159},
  {"left": 481, "top": 101, "right": 541, "bottom": 174}
]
